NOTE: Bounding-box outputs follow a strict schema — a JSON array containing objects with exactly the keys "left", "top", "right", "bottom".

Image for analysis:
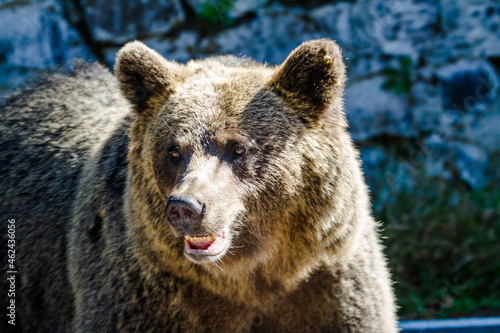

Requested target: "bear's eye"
[
  {"left": 232, "top": 144, "right": 246, "bottom": 157},
  {"left": 169, "top": 147, "right": 181, "bottom": 162}
]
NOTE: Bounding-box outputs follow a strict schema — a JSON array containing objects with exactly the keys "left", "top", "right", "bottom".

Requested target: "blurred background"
[{"left": 0, "top": 0, "right": 499, "bottom": 321}]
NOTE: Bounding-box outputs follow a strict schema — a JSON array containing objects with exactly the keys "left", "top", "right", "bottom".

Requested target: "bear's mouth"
[{"left": 184, "top": 227, "right": 229, "bottom": 258}]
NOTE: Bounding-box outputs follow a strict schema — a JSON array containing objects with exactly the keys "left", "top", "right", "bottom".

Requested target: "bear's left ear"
[
  {"left": 270, "top": 39, "right": 346, "bottom": 122},
  {"left": 114, "top": 41, "right": 187, "bottom": 117}
]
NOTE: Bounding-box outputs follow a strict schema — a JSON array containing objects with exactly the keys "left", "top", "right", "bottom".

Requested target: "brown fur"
[{"left": 1, "top": 39, "right": 397, "bottom": 332}]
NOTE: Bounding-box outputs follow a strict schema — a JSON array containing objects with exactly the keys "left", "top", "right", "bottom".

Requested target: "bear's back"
[{"left": 0, "top": 63, "right": 130, "bottom": 332}]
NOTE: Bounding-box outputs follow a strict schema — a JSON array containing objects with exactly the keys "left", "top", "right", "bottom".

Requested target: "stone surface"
[
  {"left": 0, "top": 0, "right": 499, "bottom": 188},
  {"left": 461, "top": 110, "right": 500, "bottom": 153},
  {"left": 410, "top": 82, "right": 443, "bottom": 132},
  {"left": 102, "top": 46, "right": 121, "bottom": 67},
  {"left": 80, "top": 0, "right": 185, "bottom": 43},
  {"left": 443, "top": 99, "right": 500, "bottom": 154},
  {"left": 228, "top": 0, "right": 266, "bottom": 19},
  {"left": 142, "top": 31, "right": 198, "bottom": 63},
  {"left": 360, "top": 145, "right": 391, "bottom": 203},
  {"left": 186, "top": 0, "right": 266, "bottom": 21},
  {"left": 441, "top": 0, "right": 500, "bottom": 58},
  {"left": 344, "top": 76, "right": 414, "bottom": 141},
  {"left": 0, "top": 0, "right": 92, "bottom": 94},
  {"left": 0, "top": 0, "right": 18, "bottom": 5},
  {"left": 310, "top": 3, "right": 353, "bottom": 48},
  {"left": 436, "top": 59, "right": 500, "bottom": 113},
  {"left": 104, "top": 31, "right": 199, "bottom": 66},
  {"left": 425, "top": 135, "right": 489, "bottom": 189},
  {"left": 198, "top": 4, "right": 322, "bottom": 63},
  {"left": 351, "top": 0, "right": 439, "bottom": 58}
]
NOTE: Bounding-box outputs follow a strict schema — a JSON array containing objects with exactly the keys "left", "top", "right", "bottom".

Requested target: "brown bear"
[{"left": 0, "top": 39, "right": 397, "bottom": 332}]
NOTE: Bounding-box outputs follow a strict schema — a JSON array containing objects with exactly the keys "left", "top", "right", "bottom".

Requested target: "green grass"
[
  {"left": 196, "top": 0, "right": 235, "bottom": 26},
  {"left": 382, "top": 56, "right": 413, "bottom": 95},
  {"left": 374, "top": 170, "right": 500, "bottom": 319}
]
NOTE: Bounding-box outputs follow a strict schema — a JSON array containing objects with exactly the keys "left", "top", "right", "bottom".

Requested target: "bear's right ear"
[
  {"left": 114, "top": 41, "right": 187, "bottom": 117},
  {"left": 270, "top": 39, "right": 346, "bottom": 122}
]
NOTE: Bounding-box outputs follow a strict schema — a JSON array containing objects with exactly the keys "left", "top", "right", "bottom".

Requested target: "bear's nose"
[{"left": 166, "top": 194, "right": 204, "bottom": 233}]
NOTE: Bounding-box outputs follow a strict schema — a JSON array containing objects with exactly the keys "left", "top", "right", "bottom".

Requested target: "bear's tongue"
[
  {"left": 188, "top": 239, "right": 213, "bottom": 250},
  {"left": 185, "top": 233, "right": 218, "bottom": 250}
]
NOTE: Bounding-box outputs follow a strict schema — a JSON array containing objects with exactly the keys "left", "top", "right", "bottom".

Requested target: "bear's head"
[{"left": 115, "top": 39, "right": 356, "bottom": 280}]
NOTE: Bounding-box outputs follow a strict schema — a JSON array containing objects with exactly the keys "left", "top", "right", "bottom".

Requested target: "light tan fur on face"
[{"left": 119, "top": 40, "right": 396, "bottom": 330}]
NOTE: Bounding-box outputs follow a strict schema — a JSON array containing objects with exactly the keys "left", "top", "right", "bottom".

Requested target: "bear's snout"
[{"left": 166, "top": 194, "right": 205, "bottom": 234}]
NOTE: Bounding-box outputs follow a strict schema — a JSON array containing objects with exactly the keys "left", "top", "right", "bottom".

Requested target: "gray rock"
[
  {"left": 229, "top": 0, "right": 267, "bottom": 20},
  {"left": 425, "top": 135, "right": 489, "bottom": 188},
  {"left": 143, "top": 31, "right": 198, "bottom": 63},
  {"left": 441, "top": 0, "right": 500, "bottom": 58},
  {"left": 104, "top": 31, "right": 199, "bottom": 67},
  {"left": 411, "top": 82, "right": 443, "bottom": 132},
  {"left": 0, "top": 0, "right": 18, "bottom": 6},
  {"left": 332, "top": 0, "right": 438, "bottom": 80},
  {"left": 0, "top": 1, "right": 92, "bottom": 93},
  {"left": 0, "top": 0, "right": 499, "bottom": 191},
  {"left": 310, "top": 3, "right": 353, "bottom": 48},
  {"left": 186, "top": 0, "right": 266, "bottom": 21},
  {"left": 451, "top": 142, "right": 489, "bottom": 188},
  {"left": 80, "top": 0, "right": 185, "bottom": 43},
  {"left": 198, "top": 4, "right": 322, "bottom": 64},
  {"left": 350, "top": 0, "right": 438, "bottom": 58},
  {"left": 103, "top": 46, "right": 121, "bottom": 67},
  {"left": 185, "top": 0, "right": 203, "bottom": 11},
  {"left": 457, "top": 105, "right": 500, "bottom": 153},
  {"left": 344, "top": 76, "right": 414, "bottom": 141},
  {"left": 361, "top": 145, "right": 424, "bottom": 209},
  {"left": 0, "top": 66, "right": 37, "bottom": 98},
  {"left": 309, "top": 2, "right": 383, "bottom": 81},
  {"left": 437, "top": 112, "right": 472, "bottom": 143},
  {"left": 1, "top": 1, "right": 91, "bottom": 68},
  {"left": 436, "top": 59, "right": 500, "bottom": 113},
  {"left": 359, "top": 145, "right": 390, "bottom": 198}
]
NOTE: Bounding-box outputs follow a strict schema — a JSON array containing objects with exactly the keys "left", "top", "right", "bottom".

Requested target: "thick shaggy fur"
[{"left": 0, "top": 39, "right": 397, "bottom": 332}]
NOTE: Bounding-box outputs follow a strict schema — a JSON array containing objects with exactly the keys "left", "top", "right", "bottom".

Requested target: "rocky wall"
[{"left": 1, "top": 0, "right": 499, "bottom": 192}]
